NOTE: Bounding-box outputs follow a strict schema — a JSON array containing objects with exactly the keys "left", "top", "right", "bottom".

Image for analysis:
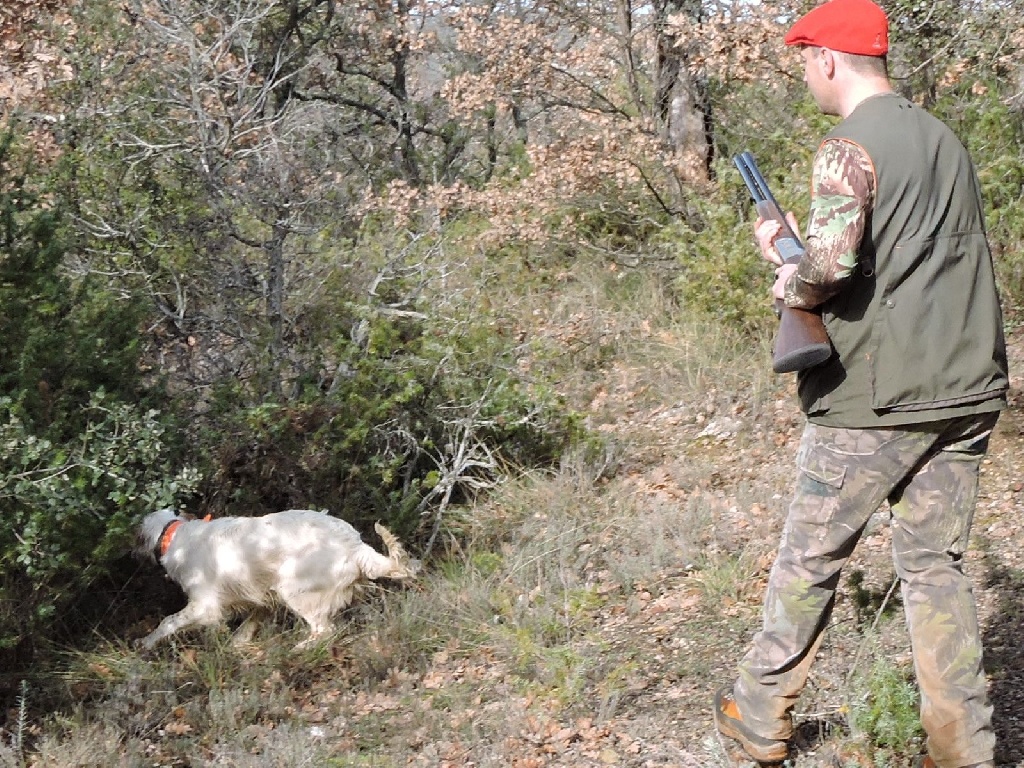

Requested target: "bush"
[
  {"left": 936, "top": 83, "right": 1024, "bottom": 314},
  {"left": 0, "top": 393, "right": 199, "bottom": 665},
  {"left": 0, "top": 131, "right": 148, "bottom": 438},
  {"left": 848, "top": 656, "right": 923, "bottom": 756},
  {"left": 195, "top": 300, "right": 583, "bottom": 543},
  {"left": 666, "top": 157, "right": 783, "bottom": 334},
  {"left": 0, "top": 126, "right": 195, "bottom": 667}
]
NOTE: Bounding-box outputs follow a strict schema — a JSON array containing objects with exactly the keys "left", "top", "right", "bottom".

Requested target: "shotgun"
[{"left": 733, "top": 151, "right": 832, "bottom": 374}]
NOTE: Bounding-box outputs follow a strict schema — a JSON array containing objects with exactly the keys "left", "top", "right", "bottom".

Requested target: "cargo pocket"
[
  {"left": 797, "top": 444, "right": 847, "bottom": 494},
  {"left": 792, "top": 444, "right": 849, "bottom": 543}
]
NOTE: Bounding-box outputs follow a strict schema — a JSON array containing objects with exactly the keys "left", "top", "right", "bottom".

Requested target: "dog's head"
[{"left": 135, "top": 508, "right": 183, "bottom": 563}]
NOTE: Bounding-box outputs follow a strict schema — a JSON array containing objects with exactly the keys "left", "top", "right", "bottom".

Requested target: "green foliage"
[
  {"left": 666, "top": 88, "right": 834, "bottom": 334},
  {"left": 564, "top": 183, "right": 674, "bottom": 254},
  {"left": 197, "top": 304, "right": 583, "bottom": 540},
  {"left": 710, "top": 72, "right": 834, "bottom": 180},
  {"left": 0, "top": 393, "right": 200, "bottom": 655},
  {"left": 848, "top": 657, "right": 923, "bottom": 753},
  {"left": 935, "top": 82, "right": 1024, "bottom": 313},
  {"left": 0, "top": 130, "right": 146, "bottom": 437},
  {"left": 0, "top": 126, "right": 185, "bottom": 661},
  {"left": 666, "top": 172, "right": 776, "bottom": 334},
  {"left": 469, "top": 551, "right": 504, "bottom": 578}
]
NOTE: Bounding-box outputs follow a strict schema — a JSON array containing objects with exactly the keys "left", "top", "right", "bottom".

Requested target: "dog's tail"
[{"left": 372, "top": 523, "right": 422, "bottom": 579}]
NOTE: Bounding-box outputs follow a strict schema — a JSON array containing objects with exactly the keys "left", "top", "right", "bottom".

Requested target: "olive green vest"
[{"left": 798, "top": 93, "right": 1008, "bottom": 427}]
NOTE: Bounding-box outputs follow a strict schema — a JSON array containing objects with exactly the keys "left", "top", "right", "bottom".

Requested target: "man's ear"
[{"left": 820, "top": 47, "right": 837, "bottom": 78}]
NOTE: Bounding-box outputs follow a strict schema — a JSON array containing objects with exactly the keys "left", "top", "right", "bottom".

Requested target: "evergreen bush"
[
  {"left": 0, "top": 130, "right": 195, "bottom": 663},
  {"left": 194, "top": 306, "right": 583, "bottom": 542}
]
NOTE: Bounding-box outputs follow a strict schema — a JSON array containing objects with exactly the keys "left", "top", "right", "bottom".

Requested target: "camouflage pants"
[{"left": 733, "top": 412, "right": 999, "bottom": 767}]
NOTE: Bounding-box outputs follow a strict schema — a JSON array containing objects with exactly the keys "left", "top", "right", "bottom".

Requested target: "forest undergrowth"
[
  {"left": 1, "top": 0, "right": 1023, "bottom": 765},
  {"left": 4, "top": 266, "right": 1024, "bottom": 768}
]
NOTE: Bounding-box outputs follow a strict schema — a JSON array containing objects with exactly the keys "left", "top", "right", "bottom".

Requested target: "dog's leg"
[
  {"left": 293, "top": 630, "right": 333, "bottom": 651},
  {"left": 280, "top": 586, "right": 354, "bottom": 649},
  {"left": 139, "top": 601, "right": 223, "bottom": 650},
  {"left": 231, "top": 608, "right": 269, "bottom": 646},
  {"left": 290, "top": 610, "right": 335, "bottom": 650}
]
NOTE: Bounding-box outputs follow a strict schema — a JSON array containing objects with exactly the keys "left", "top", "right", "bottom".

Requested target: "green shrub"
[
  {"left": 0, "top": 393, "right": 200, "bottom": 661},
  {"left": 666, "top": 161, "right": 781, "bottom": 334},
  {"left": 848, "top": 656, "right": 923, "bottom": 753},
  {"left": 0, "top": 130, "right": 148, "bottom": 438},
  {"left": 935, "top": 82, "right": 1024, "bottom": 314},
  {"left": 195, "top": 306, "right": 583, "bottom": 541},
  {"left": 0, "top": 126, "right": 193, "bottom": 664}
]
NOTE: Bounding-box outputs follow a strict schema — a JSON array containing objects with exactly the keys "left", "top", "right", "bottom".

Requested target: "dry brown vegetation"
[{"left": 3, "top": 265, "right": 1024, "bottom": 767}]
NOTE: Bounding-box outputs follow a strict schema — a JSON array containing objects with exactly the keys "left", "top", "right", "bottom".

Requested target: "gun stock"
[{"left": 733, "top": 151, "right": 832, "bottom": 374}]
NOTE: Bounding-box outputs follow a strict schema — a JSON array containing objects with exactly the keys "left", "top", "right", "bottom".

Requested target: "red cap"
[{"left": 784, "top": 0, "right": 889, "bottom": 56}]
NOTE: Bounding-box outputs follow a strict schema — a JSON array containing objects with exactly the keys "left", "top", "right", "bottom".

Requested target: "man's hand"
[
  {"left": 754, "top": 210, "right": 802, "bottom": 300},
  {"left": 772, "top": 263, "right": 799, "bottom": 300},
  {"left": 754, "top": 211, "right": 802, "bottom": 266}
]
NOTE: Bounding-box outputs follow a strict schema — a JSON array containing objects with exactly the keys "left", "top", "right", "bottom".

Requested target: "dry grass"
[{"left": 8, "top": 258, "right": 1024, "bottom": 767}]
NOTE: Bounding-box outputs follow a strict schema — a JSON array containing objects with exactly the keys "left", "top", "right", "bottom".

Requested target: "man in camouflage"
[{"left": 713, "top": 0, "right": 1008, "bottom": 766}]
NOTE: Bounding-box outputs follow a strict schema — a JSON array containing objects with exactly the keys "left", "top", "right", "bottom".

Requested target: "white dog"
[{"left": 137, "top": 508, "right": 420, "bottom": 649}]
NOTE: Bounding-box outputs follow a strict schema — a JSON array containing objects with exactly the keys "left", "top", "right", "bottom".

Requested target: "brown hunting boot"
[
  {"left": 914, "top": 757, "right": 995, "bottom": 768},
  {"left": 713, "top": 686, "right": 789, "bottom": 764}
]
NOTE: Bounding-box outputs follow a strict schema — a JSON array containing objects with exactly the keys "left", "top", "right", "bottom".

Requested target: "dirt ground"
[{"left": 501, "top": 329, "right": 1024, "bottom": 768}]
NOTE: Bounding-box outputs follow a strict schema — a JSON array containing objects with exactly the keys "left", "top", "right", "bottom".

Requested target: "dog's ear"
[{"left": 134, "top": 529, "right": 158, "bottom": 564}]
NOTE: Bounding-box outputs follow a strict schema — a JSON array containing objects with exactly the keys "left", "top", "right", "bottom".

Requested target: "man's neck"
[{"left": 838, "top": 78, "right": 894, "bottom": 118}]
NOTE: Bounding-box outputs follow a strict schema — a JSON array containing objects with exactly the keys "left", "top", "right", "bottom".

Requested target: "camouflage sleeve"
[{"left": 784, "top": 139, "right": 875, "bottom": 309}]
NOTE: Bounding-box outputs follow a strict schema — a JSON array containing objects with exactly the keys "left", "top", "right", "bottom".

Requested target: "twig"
[{"left": 845, "top": 574, "right": 900, "bottom": 686}]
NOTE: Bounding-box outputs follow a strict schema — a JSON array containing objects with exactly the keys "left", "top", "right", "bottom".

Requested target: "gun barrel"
[
  {"left": 738, "top": 151, "right": 780, "bottom": 208},
  {"left": 733, "top": 154, "right": 765, "bottom": 202}
]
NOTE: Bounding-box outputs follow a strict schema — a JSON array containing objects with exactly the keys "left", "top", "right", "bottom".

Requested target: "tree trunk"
[{"left": 653, "top": 0, "right": 714, "bottom": 182}]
